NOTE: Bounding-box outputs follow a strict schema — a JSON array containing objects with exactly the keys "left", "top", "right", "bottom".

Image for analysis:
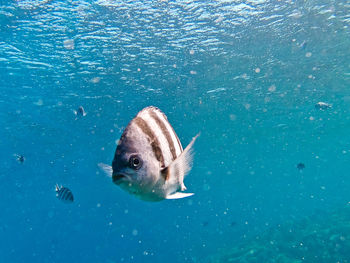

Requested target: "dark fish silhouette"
[
  {"left": 14, "top": 154, "right": 25, "bottom": 163},
  {"left": 297, "top": 163, "right": 305, "bottom": 170},
  {"left": 55, "top": 185, "right": 74, "bottom": 203},
  {"left": 230, "top": 221, "right": 237, "bottom": 227},
  {"left": 315, "top": 102, "right": 331, "bottom": 110},
  {"left": 74, "top": 106, "right": 87, "bottom": 117}
]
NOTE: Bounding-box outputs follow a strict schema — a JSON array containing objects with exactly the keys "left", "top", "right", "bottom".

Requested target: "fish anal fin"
[{"left": 166, "top": 192, "right": 194, "bottom": 199}]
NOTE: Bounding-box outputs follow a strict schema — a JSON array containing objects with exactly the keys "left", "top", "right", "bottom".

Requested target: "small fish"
[
  {"left": 99, "top": 106, "right": 199, "bottom": 202},
  {"left": 74, "top": 106, "right": 87, "bottom": 117},
  {"left": 297, "top": 163, "right": 305, "bottom": 170},
  {"left": 55, "top": 184, "right": 74, "bottom": 203},
  {"left": 315, "top": 102, "right": 331, "bottom": 110},
  {"left": 14, "top": 154, "right": 25, "bottom": 163},
  {"left": 299, "top": 40, "right": 307, "bottom": 49},
  {"left": 202, "top": 221, "right": 209, "bottom": 227},
  {"left": 230, "top": 221, "right": 237, "bottom": 227}
]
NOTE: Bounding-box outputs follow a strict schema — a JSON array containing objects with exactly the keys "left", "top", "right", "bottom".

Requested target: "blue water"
[{"left": 1, "top": 0, "right": 350, "bottom": 262}]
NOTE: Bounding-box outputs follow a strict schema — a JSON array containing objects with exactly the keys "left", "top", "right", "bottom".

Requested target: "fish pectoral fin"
[
  {"left": 161, "top": 133, "right": 200, "bottom": 183},
  {"left": 166, "top": 192, "right": 194, "bottom": 199},
  {"left": 98, "top": 163, "right": 113, "bottom": 177}
]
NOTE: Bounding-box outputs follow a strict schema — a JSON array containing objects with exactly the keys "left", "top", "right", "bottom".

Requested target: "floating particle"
[
  {"left": 202, "top": 183, "right": 210, "bottom": 191},
  {"left": 63, "top": 39, "right": 75, "bottom": 50},
  {"left": 34, "top": 99, "right": 43, "bottom": 106},
  {"left": 305, "top": 52, "right": 312, "bottom": 57},
  {"left": 229, "top": 114, "right": 237, "bottom": 121},
  {"left": 74, "top": 106, "right": 87, "bottom": 117},
  {"left": 55, "top": 185, "right": 74, "bottom": 203},
  {"left": 297, "top": 163, "right": 305, "bottom": 170},
  {"left": 14, "top": 154, "right": 25, "bottom": 163},
  {"left": 315, "top": 102, "right": 331, "bottom": 110},
  {"left": 255, "top": 68, "right": 261, "bottom": 73},
  {"left": 190, "top": 70, "right": 197, "bottom": 75},
  {"left": 91, "top": 77, "right": 101, "bottom": 83},
  {"left": 189, "top": 49, "right": 195, "bottom": 55},
  {"left": 268, "top": 85, "right": 276, "bottom": 92}
]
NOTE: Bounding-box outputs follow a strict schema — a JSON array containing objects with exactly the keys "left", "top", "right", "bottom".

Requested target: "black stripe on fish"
[
  {"left": 134, "top": 117, "right": 165, "bottom": 167},
  {"left": 148, "top": 110, "right": 177, "bottom": 161},
  {"left": 154, "top": 108, "right": 183, "bottom": 154},
  {"left": 63, "top": 189, "right": 71, "bottom": 200},
  {"left": 161, "top": 166, "right": 170, "bottom": 181},
  {"left": 161, "top": 159, "right": 181, "bottom": 182},
  {"left": 56, "top": 187, "right": 74, "bottom": 203}
]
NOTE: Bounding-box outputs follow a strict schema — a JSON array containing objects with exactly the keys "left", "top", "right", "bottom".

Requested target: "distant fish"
[
  {"left": 297, "top": 163, "right": 305, "bottom": 170},
  {"left": 230, "top": 221, "right": 237, "bottom": 227},
  {"left": 315, "top": 102, "right": 331, "bottom": 110},
  {"left": 14, "top": 154, "right": 25, "bottom": 163},
  {"left": 99, "top": 106, "right": 199, "bottom": 202},
  {"left": 74, "top": 106, "right": 87, "bottom": 117},
  {"left": 55, "top": 185, "right": 74, "bottom": 203},
  {"left": 202, "top": 221, "right": 209, "bottom": 227},
  {"left": 299, "top": 40, "right": 307, "bottom": 49}
]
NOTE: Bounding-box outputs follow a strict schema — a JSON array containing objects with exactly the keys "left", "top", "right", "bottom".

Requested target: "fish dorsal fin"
[
  {"left": 166, "top": 192, "right": 194, "bottom": 199},
  {"left": 98, "top": 163, "right": 113, "bottom": 177},
  {"left": 161, "top": 133, "right": 199, "bottom": 189}
]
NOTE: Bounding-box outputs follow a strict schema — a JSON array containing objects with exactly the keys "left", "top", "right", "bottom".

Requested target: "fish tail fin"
[{"left": 98, "top": 163, "right": 113, "bottom": 177}]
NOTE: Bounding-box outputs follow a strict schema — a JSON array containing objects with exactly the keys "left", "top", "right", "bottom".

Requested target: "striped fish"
[
  {"left": 99, "top": 106, "right": 199, "bottom": 202},
  {"left": 55, "top": 184, "right": 74, "bottom": 203}
]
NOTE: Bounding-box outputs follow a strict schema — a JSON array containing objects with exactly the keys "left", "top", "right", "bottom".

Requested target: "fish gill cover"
[{"left": 0, "top": 0, "right": 350, "bottom": 263}]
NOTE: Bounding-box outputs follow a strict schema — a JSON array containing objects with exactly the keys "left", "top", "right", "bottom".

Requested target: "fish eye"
[{"left": 129, "top": 155, "right": 142, "bottom": 170}]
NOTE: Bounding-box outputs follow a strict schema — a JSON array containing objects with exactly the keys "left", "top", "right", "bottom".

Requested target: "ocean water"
[{"left": 1, "top": 0, "right": 350, "bottom": 262}]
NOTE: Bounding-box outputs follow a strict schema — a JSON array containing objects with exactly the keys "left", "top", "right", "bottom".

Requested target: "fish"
[
  {"left": 315, "top": 102, "right": 331, "bottom": 110},
  {"left": 299, "top": 40, "right": 307, "bottom": 49},
  {"left": 297, "top": 163, "right": 305, "bottom": 170},
  {"left": 74, "top": 106, "right": 87, "bottom": 117},
  {"left": 14, "top": 154, "right": 25, "bottom": 163},
  {"left": 55, "top": 184, "right": 74, "bottom": 203},
  {"left": 99, "top": 106, "right": 199, "bottom": 202}
]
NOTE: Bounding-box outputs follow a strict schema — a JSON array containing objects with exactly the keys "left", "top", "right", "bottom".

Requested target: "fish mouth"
[{"left": 112, "top": 173, "right": 129, "bottom": 185}]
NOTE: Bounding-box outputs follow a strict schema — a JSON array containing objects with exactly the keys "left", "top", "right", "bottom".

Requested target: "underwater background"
[{"left": 1, "top": 0, "right": 350, "bottom": 262}]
